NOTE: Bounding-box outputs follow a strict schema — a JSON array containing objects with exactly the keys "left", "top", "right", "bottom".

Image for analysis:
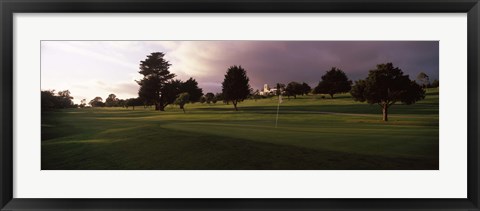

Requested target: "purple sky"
[{"left": 41, "top": 41, "right": 438, "bottom": 103}]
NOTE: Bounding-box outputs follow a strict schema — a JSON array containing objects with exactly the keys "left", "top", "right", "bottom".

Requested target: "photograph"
[{"left": 40, "top": 40, "right": 439, "bottom": 170}]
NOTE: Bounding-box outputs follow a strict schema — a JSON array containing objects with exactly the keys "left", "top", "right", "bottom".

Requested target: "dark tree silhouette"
[
  {"left": 301, "top": 82, "right": 312, "bottom": 95},
  {"left": 105, "top": 94, "right": 118, "bottom": 107},
  {"left": 174, "top": 92, "right": 190, "bottom": 113},
  {"left": 222, "top": 65, "right": 251, "bottom": 111},
  {"left": 161, "top": 79, "right": 182, "bottom": 106},
  {"left": 200, "top": 96, "right": 206, "bottom": 104},
  {"left": 89, "top": 96, "right": 104, "bottom": 107},
  {"left": 56, "top": 90, "right": 75, "bottom": 108},
  {"left": 79, "top": 99, "right": 87, "bottom": 108},
  {"left": 350, "top": 63, "right": 426, "bottom": 121},
  {"left": 41, "top": 90, "right": 75, "bottom": 110},
  {"left": 180, "top": 78, "right": 203, "bottom": 103},
  {"left": 313, "top": 67, "right": 352, "bottom": 98},
  {"left": 125, "top": 98, "right": 143, "bottom": 110},
  {"left": 136, "top": 52, "right": 175, "bottom": 111},
  {"left": 285, "top": 82, "right": 303, "bottom": 99},
  {"left": 205, "top": 92, "right": 215, "bottom": 104},
  {"left": 214, "top": 93, "right": 224, "bottom": 103},
  {"left": 138, "top": 81, "right": 157, "bottom": 108},
  {"left": 117, "top": 99, "right": 126, "bottom": 108}
]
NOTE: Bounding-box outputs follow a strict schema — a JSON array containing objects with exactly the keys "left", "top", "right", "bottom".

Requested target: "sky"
[{"left": 41, "top": 41, "right": 439, "bottom": 104}]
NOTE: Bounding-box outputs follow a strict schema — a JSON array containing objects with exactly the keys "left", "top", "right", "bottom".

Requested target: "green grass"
[{"left": 41, "top": 88, "right": 439, "bottom": 170}]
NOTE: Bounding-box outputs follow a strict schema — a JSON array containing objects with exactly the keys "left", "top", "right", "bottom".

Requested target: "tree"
[
  {"left": 313, "top": 67, "right": 352, "bottom": 98},
  {"left": 117, "top": 99, "right": 126, "bottom": 108},
  {"left": 136, "top": 52, "right": 175, "bottom": 111},
  {"left": 431, "top": 79, "right": 439, "bottom": 88},
  {"left": 205, "top": 92, "right": 215, "bottom": 104},
  {"left": 41, "top": 90, "right": 57, "bottom": 110},
  {"left": 200, "top": 96, "right": 206, "bottom": 104},
  {"left": 125, "top": 98, "right": 142, "bottom": 110},
  {"left": 160, "top": 78, "right": 204, "bottom": 105},
  {"left": 416, "top": 72, "right": 430, "bottom": 88},
  {"left": 41, "top": 90, "right": 75, "bottom": 110},
  {"left": 89, "top": 97, "right": 104, "bottom": 107},
  {"left": 285, "top": 82, "right": 303, "bottom": 99},
  {"left": 161, "top": 79, "right": 183, "bottom": 106},
  {"left": 174, "top": 92, "right": 190, "bottom": 113},
  {"left": 79, "top": 99, "right": 87, "bottom": 108},
  {"left": 301, "top": 82, "right": 312, "bottom": 95},
  {"left": 215, "top": 93, "right": 224, "bottom": 103},
  {"left": 221, "top": 65, "right": 251, "bottom": 111},
  {"left": 57, "top": 90, "right": 75, "bottom": 108},
  {"left": 180, "top": 78, "right": 203, "bottom": 103},
  {"left": 105, "top": 94, "right": 118, "bottom": 107},
  {"left": 350, "top": 63, "right": 425, "bottom": 121}
]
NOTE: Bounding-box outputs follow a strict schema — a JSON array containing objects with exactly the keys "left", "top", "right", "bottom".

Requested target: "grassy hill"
[{"left": 41, "top": 88, "right": 439, "bottom": 170}]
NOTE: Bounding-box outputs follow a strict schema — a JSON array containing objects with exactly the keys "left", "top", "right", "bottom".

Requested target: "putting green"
[{"left": 41, "top": 88, "right": 439, "bottom": 170}]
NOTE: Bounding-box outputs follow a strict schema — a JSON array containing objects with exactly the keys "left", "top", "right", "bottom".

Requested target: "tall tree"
[
  {"left": 416, "top": 72, "right": 430, "bottom": 88},
  {"left": 221, "top": 65, "right": 251, "bottom": 111},
  {"left": 174, "top": 92, "right": 190, "bottom": 113},
  {"left": 136, "top": 52, "right": 175, "bottom": 111},
  {"left": 350, "top": 63, "right": 425, "bottom": 121},
  {"left": 313, "top": 67, "right": 352, "bottom": 98}
]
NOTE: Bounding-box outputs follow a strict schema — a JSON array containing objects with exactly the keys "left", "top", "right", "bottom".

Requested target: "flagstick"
[{"left": 275, "top": 96, "right": 280, "bottom": 128}]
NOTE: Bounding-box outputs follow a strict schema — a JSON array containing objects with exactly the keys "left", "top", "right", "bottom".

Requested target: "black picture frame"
[{"left": 1, "top": 0, "right": 479, "bottom": 210}]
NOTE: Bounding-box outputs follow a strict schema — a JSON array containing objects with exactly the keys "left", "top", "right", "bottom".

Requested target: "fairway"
[{"left": 41, "top": 89, "right": 439, "bottom": 170}]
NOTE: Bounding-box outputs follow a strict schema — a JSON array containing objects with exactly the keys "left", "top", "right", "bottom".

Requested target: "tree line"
[
  {"left": 41, "top": 90, "right": 76, "bottom": 110},
  {"left": 41, "top": 51, "right": 438, "bottom": 121}
]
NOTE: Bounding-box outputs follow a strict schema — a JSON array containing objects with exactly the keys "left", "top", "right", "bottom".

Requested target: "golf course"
[{"left": 41, "top": 88, "right": 439, "bottom": 170}]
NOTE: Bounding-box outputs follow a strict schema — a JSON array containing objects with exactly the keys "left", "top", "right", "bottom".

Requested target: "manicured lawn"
[{"left": 41, "top": 88, "right": 439, "bottom": 170}]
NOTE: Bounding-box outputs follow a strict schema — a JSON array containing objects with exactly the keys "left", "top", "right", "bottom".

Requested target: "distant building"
[{"left": 259, "top": 84, "right": 278, "bottom": 96}]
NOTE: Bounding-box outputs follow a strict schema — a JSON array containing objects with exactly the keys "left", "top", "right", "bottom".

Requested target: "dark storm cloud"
[
  {"left": 41, "top": 41, "right": 439, "bottom": 103},
  {"left": 172, "top": 41, "right": 438, "bottom": 93}
]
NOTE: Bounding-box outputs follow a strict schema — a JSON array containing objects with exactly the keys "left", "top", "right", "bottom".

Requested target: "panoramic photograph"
[{"left": 41, "top": 41, "right": 439, "bottom": 170}]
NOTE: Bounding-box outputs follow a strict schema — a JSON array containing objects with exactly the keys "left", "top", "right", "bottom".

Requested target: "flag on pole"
[{"left": 275, "top": 95, "right": 282, "bottom": 128}]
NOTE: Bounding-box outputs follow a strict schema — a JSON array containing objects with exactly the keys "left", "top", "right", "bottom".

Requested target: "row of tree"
[
  {"left": 42, "top": 51, "right": 435, "bottom": 121},
  {"left": 88, "top": 95, "right": 144, "bottom": 110},
  {"left": 213, "top": 63, "right": 427, "bottom": 121},
  {"left": 281, "top": 65, "right": 427, "bottom": 121}
]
